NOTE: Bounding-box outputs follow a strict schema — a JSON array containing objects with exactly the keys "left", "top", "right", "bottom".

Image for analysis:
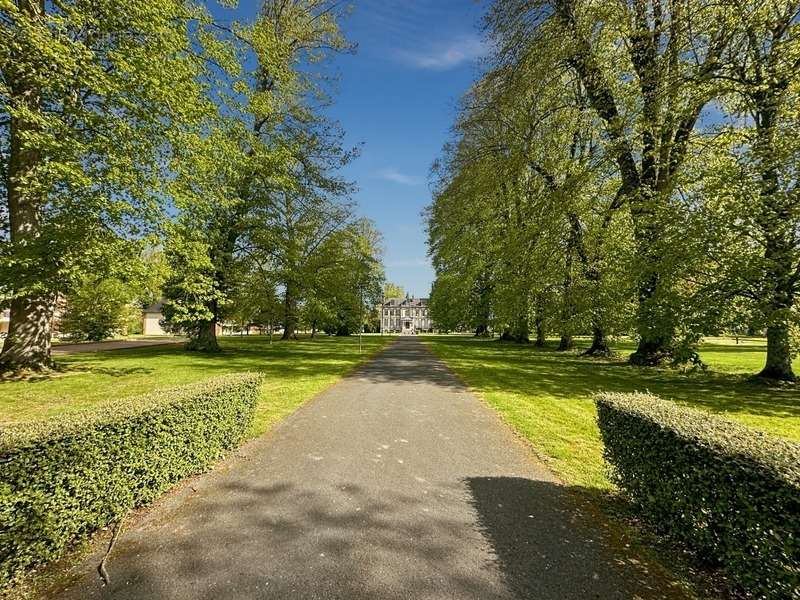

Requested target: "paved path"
[
  {"left": 54, "top": 338, "right": 681, "bottom": 600},
  {"left": 52, "top": 337, "right": 185, "bottom": 354}
]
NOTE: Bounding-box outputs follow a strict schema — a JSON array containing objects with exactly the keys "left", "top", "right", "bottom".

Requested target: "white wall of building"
[
  {"left": 143, "top": 312, "right": 167, "bottom": 336},
  {"left": 381, "top": 302, "right": 431, "bottom": 333}
]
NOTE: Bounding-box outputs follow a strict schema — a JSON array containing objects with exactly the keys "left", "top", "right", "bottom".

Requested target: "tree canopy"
[
  {"left": 427, "top": 0, "right": 800, "bottom": 380},
  {"left": 0, "top": 0, "right": 384, "bottom": 369}
]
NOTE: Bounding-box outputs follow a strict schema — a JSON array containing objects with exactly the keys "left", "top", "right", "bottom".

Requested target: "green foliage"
[
  {"left": 57, "top": 246, "right": 166, "bottom": 341},
  {"left": 429, "top": 273, "right": 474, "bottom": 332},
  {"left": 426, "top": 0, "right": 800, "bottom": 377},
  {"left": 160, "top": 0, "right": 375, "bottom": 347},
  {"left": 383, "top": 282, "right": 404, "bottom": 300},
  {"left": 228, "top": 270, "right": 282, "bottom": 333},
  {"left": 0, "top": 0, "right": 374, "bottom": 368},
  {"left": 0, "top": 373, "right": 263, "bottom": 585},
  {"left": 595, "top": 392, "right": 800, "bottom": 598},
  {"left": 161, "top": 227, "right": 227, "bottom": 346},
  {"left": 59, "top": 277, "right": 139, "bottom": 342},
  {"left": 0, "top": 0, "right": 214, "bottom": 298},
  {"left": 301, "top": 297, "right": 335, "bottom": 334},
  {"left": 0, "top": 0, "right": 223, "bottom": 369}
]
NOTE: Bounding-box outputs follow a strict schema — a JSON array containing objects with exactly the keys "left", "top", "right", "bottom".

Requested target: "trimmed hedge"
[
  {"left": 595, "top": 392, "right": 800, "bottom": 599},
  {"left": 0, "top": 373, "right": 263, "bottom": 585}
]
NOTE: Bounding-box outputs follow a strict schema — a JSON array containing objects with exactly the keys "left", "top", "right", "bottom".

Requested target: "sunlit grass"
[
  {"left": 425, "top": 335, "right": 800, "bottom": 490},
  {"left": 0, "top": 335, "right": 395, "bottom": 438}
]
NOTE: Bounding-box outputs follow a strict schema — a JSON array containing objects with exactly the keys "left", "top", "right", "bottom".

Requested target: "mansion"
[{"left": 382, "top": 296, "right": 432, "bottom": 334}]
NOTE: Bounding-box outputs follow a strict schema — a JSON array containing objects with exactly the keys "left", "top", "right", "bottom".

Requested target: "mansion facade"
[{"left": 382, "top": 297, "right": 432, "bottom": 334}]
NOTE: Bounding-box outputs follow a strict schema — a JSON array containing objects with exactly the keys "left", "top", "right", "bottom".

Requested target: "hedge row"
[
  {"left": 595, "top": 392, "right": 800, "bottom": 599},
  {"left": 0, "top": 373, "right": 263, "bottom": 585}
]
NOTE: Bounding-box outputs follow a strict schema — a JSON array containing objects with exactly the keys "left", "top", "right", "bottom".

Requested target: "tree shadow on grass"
[
  {"left": 429, "top": 338, "right": 800, "bottom": 424},
  {"left": 38, "top": 336, "right": 388, "bottom": 384},
  {"left": 69, "top": 366, "right": 155, "bottom": 378}
]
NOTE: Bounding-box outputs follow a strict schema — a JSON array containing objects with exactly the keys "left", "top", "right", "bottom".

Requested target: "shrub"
[
  {"left": 595, "top": 392, "right": 800, "bottom": 598},
  {"left": 60, "top": 277, "right": 141, "bottom": 341},
  {"left": 0, "top": 373, "right": 263, "bottom": 585}
]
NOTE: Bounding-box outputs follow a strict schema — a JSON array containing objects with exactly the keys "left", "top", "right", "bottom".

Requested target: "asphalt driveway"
[
  {"left": 51, "top": 337, "right": 185, "bottom": 354},
  {"left": 52, "top": 337, "right": 684, "bottom": 599}
]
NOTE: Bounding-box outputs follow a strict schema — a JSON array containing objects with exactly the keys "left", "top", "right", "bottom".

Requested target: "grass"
[
  {"left": 424, "top": 335, "right": 800, "bottom": 491},
  {"left": 0, "top": 334, "right": 394, "bottom": 438}
]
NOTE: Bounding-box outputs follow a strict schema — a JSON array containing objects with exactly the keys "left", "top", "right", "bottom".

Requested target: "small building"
[
  {"left": 142, "top": 301, "right": 225, "bottom": 336},
  {"left": 381, "top": 296, "right": 432, "bottom": 334},
  {"left": 142, "top": 301, "right": 168, "bottom": 336}
]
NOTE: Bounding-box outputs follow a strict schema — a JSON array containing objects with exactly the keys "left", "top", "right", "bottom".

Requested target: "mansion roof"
[{"left": 383, "top": 297, "right": 429, "bottom": 308}]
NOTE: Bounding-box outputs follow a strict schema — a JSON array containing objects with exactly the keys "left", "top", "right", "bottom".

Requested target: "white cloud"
[
  {"left": 377, "top": 168, "right": 423, "bottom": 186},
  {"left": 397, "top": 34, "right": 486, "bottom": 70}
]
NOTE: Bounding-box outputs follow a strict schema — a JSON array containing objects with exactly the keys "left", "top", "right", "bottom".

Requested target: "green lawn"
[
  {"left": 0, "top": 335, "right": 394, "bottom": 438},
  {"left": 424, "top": 335, "right": 800, "bottom": 491}
]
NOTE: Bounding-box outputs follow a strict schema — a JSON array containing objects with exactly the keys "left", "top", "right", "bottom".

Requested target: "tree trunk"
[
  {"left": 630, "top": 296, "right": 674, "bottom": 362},
  {"left": 311, "top": 320, "right": 317, "bottom": 339},
  {"left": 474, "top": 323, "right": 489, "bottom": 337},
  {"left": 281, "top": 283, "right": 298, "bottom": 340},
  {"left": 628, "top": 218, "right": 674, "bottom": 365},
  {"left": 557, "top": 268, "right": 574, "bottom": 351},
  {"left": 474, "top": 275, "right": 493, "bottom": 338},
  {"left": 630, "top": 336, "right": 671, "bottom": 366},
  {"left": 757, "top": 245, "right": 796, "bottom": 381},
  {"left": 585, "top": 325, "right": 611, "bottom": 356},
  {"left": 759, "top": 318, "right": 795, "bottom": 381},
  {"left": 579, "top": 230, "right": 614, "bottom": 358},
  {"left": 583, "top": 325, "right": 612, "bottom": 356},
  {"left": 752, "top": 84, "right": 795, "bottom": 381},
  {"left": 512, "top": 312, "right": 530, "bottom": 343},
  {"left": 187, "top": 319, "right": 220, "bottom": 352},
  {"left": 558, "top": 219, "right": 580, "bottom": 352},
  {"left": 186, "top": 297, "right": 221, "bottom": 352},
  {"left": 0, "top": 0, "right": 52, "bottom": 372},
  {"left": 557, "top": 333, "right": 573, "bottom": 351},
  {"left": 628, "top": 202, "right": 675, "bottom": 365},
  {"left": 0, "top": 294, "right": 55, "bottom": 371},
  {"left": 502, "top": 329, "right": 529, "bottom": 342},
  {"left": 534, "top": 315, "right": 546, "bottom": 347}
]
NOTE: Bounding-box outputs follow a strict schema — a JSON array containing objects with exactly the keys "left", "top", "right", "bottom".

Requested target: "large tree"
[
  {"left": 0, "top": 0, "right": 212, "bottom": 370},
  {"left": 428, "top": 25, "right": 632, "bottom": 349},
  {"left": 699, "top": 1, "right": 800, "bottom": 380},
  {"left": 161, "top": 0, "right": 356, "bottom": 350},
  {"left": 523, "top": 0, "right": 732, "bottom": 364}
]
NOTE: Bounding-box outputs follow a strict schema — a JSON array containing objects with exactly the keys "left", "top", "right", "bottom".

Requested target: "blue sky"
[
  {"left": 327, "top": 1, "right": 487, "bottom": 298},
  {"left": 212, "top": 1, "right": 488, "bottom": 298}
]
